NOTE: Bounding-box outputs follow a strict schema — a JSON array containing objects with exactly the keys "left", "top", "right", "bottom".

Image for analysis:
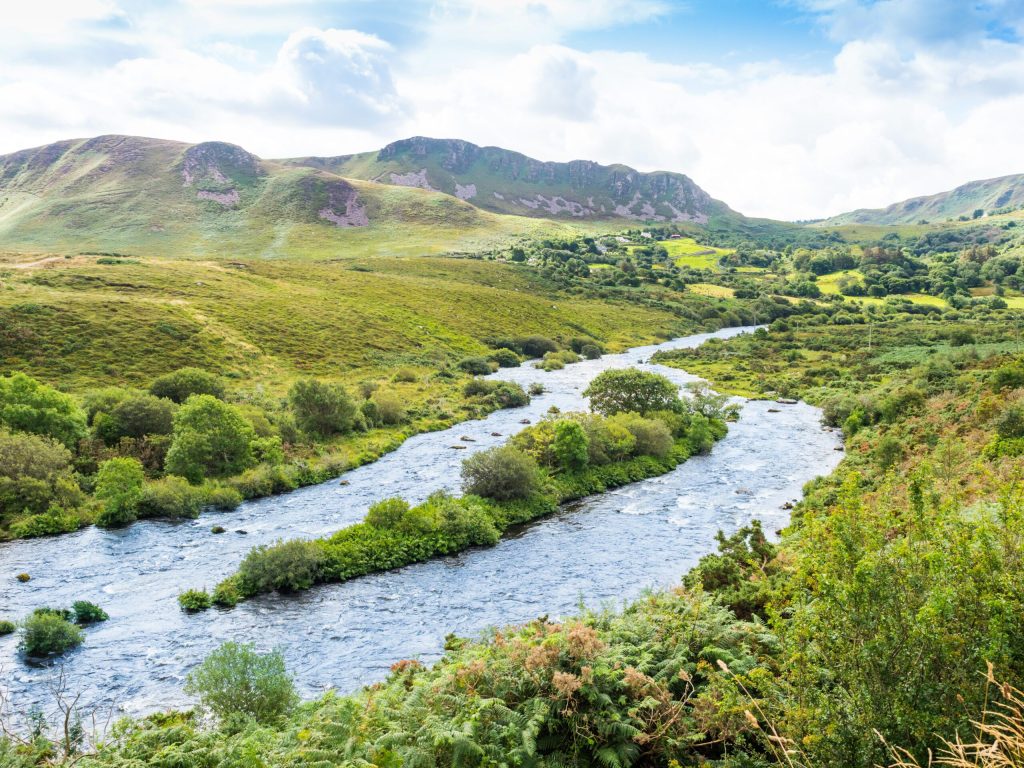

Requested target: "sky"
[{"left": 1, "top": 0, "right": 1023, "bottom": 220}]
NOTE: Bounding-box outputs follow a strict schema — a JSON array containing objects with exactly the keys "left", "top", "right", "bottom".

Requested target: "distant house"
[{"left": 669, "top": 234, "right": 682, "bottom": 239}]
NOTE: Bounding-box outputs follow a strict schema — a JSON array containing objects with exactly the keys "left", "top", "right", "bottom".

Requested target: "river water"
[{"left": 0, "top": 327, "right": 842, "bottom": 724}]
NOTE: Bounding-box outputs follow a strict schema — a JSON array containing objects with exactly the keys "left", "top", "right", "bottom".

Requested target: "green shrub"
[
  {"left": 392, "top": 368, "right": 418, "bottom": 383},
  {"left": 493, "top": 382, "right": 529, "bottom": 408},
  {"left": 184, "top": 642, "right": 297, "bottom": 724},
  {"left": 136, "top": 476, "right": 205, "bottom": 519},
  {"left": 461, "top": 445, "right": 540, "bottom": 501},
  {"left": 212, "top": 577, "right": 242, "bottom": 607},
  {"left": 990, "top": 363, "right": 1024, "bottom": 392},
  {"left": 996, "top": 404, "right": 1024, "bottom": 439},
  {"left": 458, "top": 356, "right": 494, "bottom": 375},
  {"left": 288, "top": 379, "right": 357, "bottom": 437},
  {"left": 165, "top": 395, "right": 256, "bottom": 482},
  {"left": 528, "top": 382, "right": 545, "bottom": 396},
  {"left": 372, "top": 390, "right": 406, "bottom": 425},
  {"left": 0, "top": 372, "right": 87, "bottom": 448},
  {"left": 20, "top": 611, "right": 84, "bottom": 656},
  {"left": 8, "top": 508, "right": 83, "bottom": 538},
  {"left": 94, "top": 457, "right": 145, "bottom": 528},
  {"left": 204, "top": 484, "right": 243, "bottom": 511},
  {"left": 518, "top": 336, "right": 559, "bottom": 357},
  {"left": 366, "top": 497, "right": 410, "bottom": 529},
  {"left": 580, "top": 343, "right": 603, "bottom": 360},
  {"left": 178, "top": 589, "right": 212, "bottom": 612},
  {"left": 607, "top": 413, "right": 674, "bottom": 458},
  {"left": 488, "top": 348, "right": 521, "bottom": 368},
  {"left": 150, "top": 367, "right": 226, "bottom": 403},
  {"left": 0, "top": 620, "right": 15, "bottom": 636},
  {"left": 238, "top": 539, "right": 326, "bottom": 593},
  {"left": 72, "top": 601, "right": 109, "bottom": 625}
]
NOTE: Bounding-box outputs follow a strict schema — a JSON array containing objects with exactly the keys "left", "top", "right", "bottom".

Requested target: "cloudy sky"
[{"left": 1, "top": 0, "right": 1022, "bottom": 220}]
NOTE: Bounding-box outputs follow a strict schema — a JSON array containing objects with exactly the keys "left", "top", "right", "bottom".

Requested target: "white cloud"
[{"left": 0, "top": 0, "right": 1022, "bottom": 219}]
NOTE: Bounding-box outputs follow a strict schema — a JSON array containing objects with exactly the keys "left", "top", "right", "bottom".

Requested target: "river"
[{"left": 0, "top": 326, "right": 843, "bottom": 725}]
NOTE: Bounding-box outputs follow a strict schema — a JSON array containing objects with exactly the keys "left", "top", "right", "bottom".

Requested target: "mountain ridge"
[
  {"left": 820, "top": 172, "right": 1024, "bottom": 226},
  {"left": 280, "top": 135, "right": 732, "bottom": 224}
]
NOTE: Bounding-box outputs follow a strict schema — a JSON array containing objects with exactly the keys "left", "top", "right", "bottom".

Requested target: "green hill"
[
  {"left": 280, "top": 136, "right": 735, "bottom": 225},
  {"left": 821, "top": 173, "right": 1024, "bottom": 226},
  {"left": 0, "top": 135, "right": 596, "bottom": 258}
]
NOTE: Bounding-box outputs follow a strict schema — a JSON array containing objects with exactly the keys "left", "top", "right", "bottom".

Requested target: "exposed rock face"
[
  {"left": 317, "top": 179, "right": 369, "bottom": 227},
  {"left": 179, "top": 142, "right": 263, "bottom": 209},
  {"left": 388, "top": 168, "right": 435, "bottom": 190},
  {"left": 332, "top": 136, "right": 728, "bottom": 222}
]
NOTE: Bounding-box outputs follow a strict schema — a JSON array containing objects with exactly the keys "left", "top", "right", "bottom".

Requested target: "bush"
[
  {"left": 20, "top": 611, "right": 84, "bottom": 656},
  {"left": 990, "top": 363, "right": 1024, "bottom": 392},
  {"left": 366, "top": 497, "right": 410, "bottom": 529},
  {"left": 584, "top": 369, "right": 681, "bottom": 416},
  {"left": 519, "top": 336, "right": 559, "bottom": 357},
  {"left": 288, "top": 379, "right": 358, "bottom": 437},
  {"left": 461, "top": 446, "right": 541, "bottom": 501},
  {"left": 996, "top": 404, "right": 1024, "bottom": 439},
  {"left": 489, "top": 348, "right": 521, "bottom": 368},
  {"left": 528, "top": 382, "right": 545, "bottom": 396},
  {"left": 150, "top": 367, "right": 226, "bottom": 403},
  {"left": 607, "top": 413, "right": 674, "bottom": 458},
  {"left": 82, "top": 386, "right": 132, "bottom": 424},
  {"left": 204, "top": 484, "right": 243, "bottom": 511},
  {"left": 165, "top": 395, "right": 256, "bottom": 482},
  {"left": 392, "top": 368, "right": 418, "bottom": 383},
  {"left": 0, "top": 620, "right": 14, "bottom": 636},
  {"left": 72, "top": 601, "right": 108, "bottom": 625},
  {"left": 136, "top": 476, "right": 206, "bottom": 519},
  {"left": 178, "top": 589, "right": 212, "bottom": 612},
  {"left": 238, "top": 538, "right": 326, "bottom": 593},
  {"left": 212, "top": 577, "right": 241, "bottom": 607},
  {"left": 94, "top": 457, "right": 145, "bottom": 528},
  {"left": 580, "top": 344, "right": 603, "bottom": 360},
  {"left": 0, "top": 372, "right": 87, "bottom": 448},
  {"left": 553, "top": 420, "right": 589, "bottom": 471},
  {"left": 184, "top": 642, "right": 297, "bottom": 724},
  {"left": 0, "top": 430, "right": 82, "bottom": 518},
  {"left": 372, "top": 390, "right": 406, "bottom": 425},
  {"left": 493, "top": 382, "right": 529, "bottom": 408},
  {"left": 458, "top": 356, "right": 494, "bottom": 375}
]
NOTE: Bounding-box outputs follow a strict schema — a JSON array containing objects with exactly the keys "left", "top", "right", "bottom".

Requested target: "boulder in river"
[
  {"left": 451, "top": 445, "right": 467, "bottom": 450},
  {"left": 490, "top": 432, "right": 502, "bottom": 437},
  {"left": 520, "top": 419, "right": 531, "bottom": 424},
  {"left": 460, "top": 436, "right": 475, "bottom": 442},
  {"left": 776, "top": 398, "right": 798, "bottom": 405}
]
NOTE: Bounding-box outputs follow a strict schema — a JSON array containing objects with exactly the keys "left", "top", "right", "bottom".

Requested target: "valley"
[{"left": 0, "top": 132, "right": 1023, "bottom": 768}]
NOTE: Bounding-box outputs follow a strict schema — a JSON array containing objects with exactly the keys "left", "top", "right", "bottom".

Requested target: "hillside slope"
[
  {"left": 281, "top": 136, "right": 735, "bottom": 225},
  {"left": 0, "top": 135, "right": 587, "bottom": 258},
  {"left": 821, "top": 173, "right": 1024, "bottom": 226}
]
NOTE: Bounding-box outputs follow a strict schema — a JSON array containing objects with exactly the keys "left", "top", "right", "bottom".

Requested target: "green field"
[{"left": 659, "top": 237, "right": 734, "bottom": 269}]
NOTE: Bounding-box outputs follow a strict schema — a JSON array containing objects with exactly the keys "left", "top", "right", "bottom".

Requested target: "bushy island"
[{"left": 181, "top": 371, "right": 734, "bottom": 610}]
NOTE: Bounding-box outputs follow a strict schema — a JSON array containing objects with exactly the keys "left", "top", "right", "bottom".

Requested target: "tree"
[
  {"left": 165, "top": 395, "right": 256, "bottom": 483},
  {"left": 94, "top": 457, "right": 145, "bottom": 528},
  {"left": 461, "top": 445, "right": 541, "bottom": 501},
  {"left": 184, "top": 642, "right": 298, "bottom": 724},
  {"left": 150, "top": 367, "right": 226, "bottom": 404},
  {"left": 288, "top": 379, "right": 357, "bottom": 437},
  {"left": 553, "top": 420, "right": 589, "bottom": 471},
  {"left": 95, "top": 393, "right": 176, "bottom": 443},
  {"left": 583, "top": 369, "right": 681, "bottom": 416},
  {"left": 0, "top": 372, "right": 87, "bottom": 449},
  {"left": 0, "top": 430, "right": 81, "bottom": 517}
]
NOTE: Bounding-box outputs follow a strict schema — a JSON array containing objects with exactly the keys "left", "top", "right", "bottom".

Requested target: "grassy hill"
[
  {"left": 0, "top": 135, "right": 602, "bottom": 258},
  {"left": 821, "top": 173, "right": 1024, "bottom": 226},
  {"left": 281, "top": 136, "right": 737, "bottom": 225}
]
